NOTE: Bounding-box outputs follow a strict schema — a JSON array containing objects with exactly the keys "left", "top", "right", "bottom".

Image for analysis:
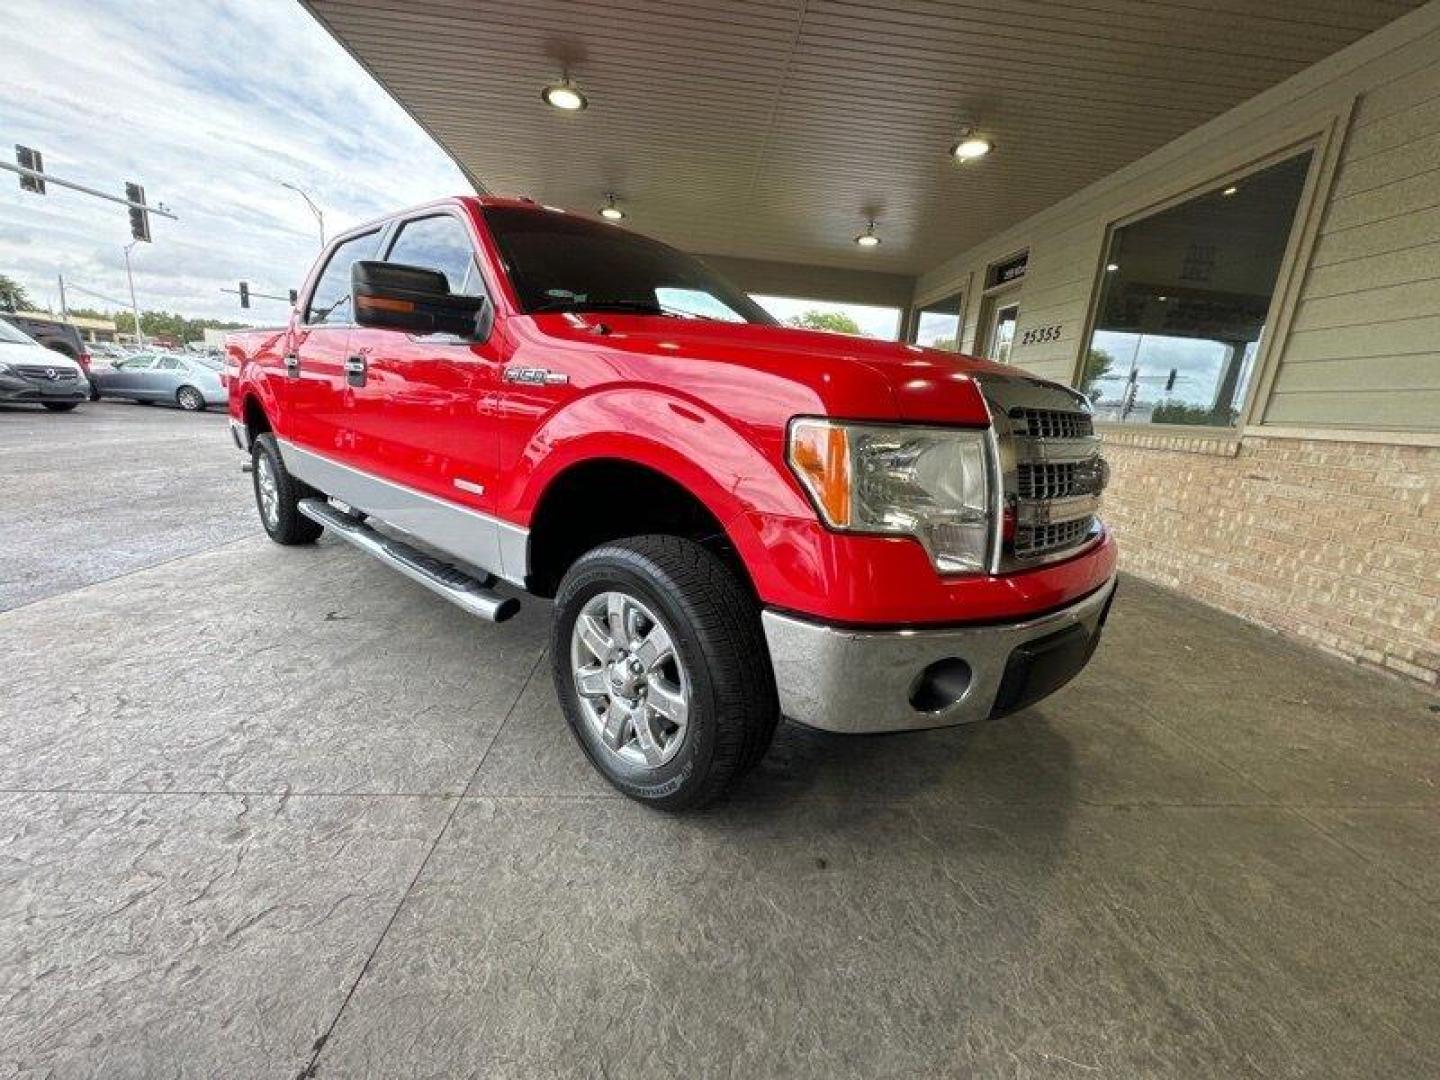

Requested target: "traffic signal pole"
[
  {"left": 2, "top": 159, "right": 177, "bottom": 224},
  {"left": 123, "top": 242, "right": 145, "bottom": 347}
]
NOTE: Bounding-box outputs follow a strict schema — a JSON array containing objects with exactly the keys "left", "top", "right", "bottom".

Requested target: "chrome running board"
[{"left": 298, "top": 497, "right": 520, "bottom": 623}]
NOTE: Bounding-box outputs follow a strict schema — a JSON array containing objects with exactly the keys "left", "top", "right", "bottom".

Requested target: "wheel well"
[
  {"left": 526, "top": 460, "right": 749, "bottom": 598},
  {"left": 244, "top": 395, "right": 272, "bottom": 440}
]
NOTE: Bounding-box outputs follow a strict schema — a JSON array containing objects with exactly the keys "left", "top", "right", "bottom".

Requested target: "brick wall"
[{"left": 1099, "top": 430, "right": 1440, "bottom": 690}]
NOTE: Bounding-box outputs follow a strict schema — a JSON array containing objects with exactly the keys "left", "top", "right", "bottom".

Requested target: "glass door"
[{"left": 986, "top": 302, "right": 1020, "bottom": 364}]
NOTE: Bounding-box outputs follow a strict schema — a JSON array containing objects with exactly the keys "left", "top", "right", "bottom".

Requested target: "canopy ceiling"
[{"left": 305, "top": 0, "right": 1418, "bottom": 278}]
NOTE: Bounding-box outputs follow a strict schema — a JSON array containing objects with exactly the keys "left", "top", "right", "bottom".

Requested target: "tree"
[
  {"left": 1078, "top": 347, "right": 1115, "bottom": 402},
  {"left": 0, "top": 274, "right": 33, "bottom": 313},
  {"left": 788, "top": 309, "right": 861, "bottom": 336},
  {"left": 110, "top": 308, "right": 249, "bottom": 342}
]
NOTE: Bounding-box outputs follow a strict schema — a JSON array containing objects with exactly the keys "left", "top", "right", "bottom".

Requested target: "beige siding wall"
[
  {"left": 1272, "top": 57, "right": 1440, "bottom": 428},
  {"left": 913, "top": 2, "right": 1440, "bottom": 690}
]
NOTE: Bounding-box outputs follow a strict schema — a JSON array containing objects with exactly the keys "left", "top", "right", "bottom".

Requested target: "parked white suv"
[{"left": 0, "top": 317, "right": 89, "bottom": 411}]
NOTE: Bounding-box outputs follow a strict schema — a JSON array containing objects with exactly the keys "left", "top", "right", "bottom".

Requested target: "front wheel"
[
  {"left": 251, "top": 433, "right": 324, "bottom": 545},
  {"left": 176, "top": 385, "right": 206, "bottom": 411},
  {"left": 551, "top": 535, "right": 778, "bottom": 811}
]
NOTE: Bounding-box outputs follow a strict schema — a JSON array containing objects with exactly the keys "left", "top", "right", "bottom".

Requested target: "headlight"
[
  {"left": 0, "top": 362, "right": 12, "bottom": 374},
  {"left": 787, "top": 418, "right": 994, "bottom": 573}
]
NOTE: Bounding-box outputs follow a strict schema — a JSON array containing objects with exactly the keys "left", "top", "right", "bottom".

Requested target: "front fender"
[{"left": 500, "top": 387, "right": 812, "bottom": 587}]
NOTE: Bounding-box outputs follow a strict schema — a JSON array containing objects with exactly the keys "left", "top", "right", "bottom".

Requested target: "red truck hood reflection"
[{"left": 529, "top": 313, "right": 1002, "bottom": 426}]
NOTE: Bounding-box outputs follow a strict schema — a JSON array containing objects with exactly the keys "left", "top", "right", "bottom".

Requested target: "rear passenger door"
[
  {"left": 149, "top": 355, "right": 184, "bottom": 400},
  {"left": 346, "top": 211, "right": 503, "bottom": 515},
  {"left": 286, "top": 229, "right": 382, "bottom": 454}
]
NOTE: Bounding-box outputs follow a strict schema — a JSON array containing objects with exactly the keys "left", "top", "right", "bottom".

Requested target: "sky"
[
  {"left": 0, "top": 0, "right": 469, "bottom": 325},
  {"left": 0, "top": 0, "right": 901, "bottom": 338}
]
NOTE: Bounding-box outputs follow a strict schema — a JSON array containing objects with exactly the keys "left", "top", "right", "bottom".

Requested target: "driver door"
[{"left": 346, "top": 211, "right": 505, "bottom": 514}]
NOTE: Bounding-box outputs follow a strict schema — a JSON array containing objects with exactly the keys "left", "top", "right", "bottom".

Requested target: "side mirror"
[{"left": 351, "top": 261, "right": 490, "bottom": 339}]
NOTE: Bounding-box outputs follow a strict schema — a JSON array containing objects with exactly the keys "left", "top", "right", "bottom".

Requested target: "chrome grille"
[
  {"left": 1009, "top": 407, "right": 1093, "bottom": 440},
  {"left": 1016, "top": 459, "right": 1107, "bottom": 501},
  {"left": 1013, "top": 519, "right": 1093, "bottom": 558},
  {"left": 15, "top": 364, "right": 77, "bottom": 380},
  {"left": 975, "top": 374, "right": 1107, "bottom": 571}
]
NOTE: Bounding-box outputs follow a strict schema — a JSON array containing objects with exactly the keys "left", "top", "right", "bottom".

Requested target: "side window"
[
  {"left": 386, "top": 215, "right": 485, "bottom": 297},
  {"left": 307, "top": 230, "right": 381, "bottom": 326},
  {"left": 124, "top": 357, "right": 154, "bottom": 371},
  {"left": 154, "top": 357, "right": 182, "bottom": 371}
]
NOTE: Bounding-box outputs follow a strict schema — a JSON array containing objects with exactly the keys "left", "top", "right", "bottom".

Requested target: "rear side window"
[
  {"left": 307, "top": 230, "right": 381, "bottom": 325},
  {"left": 386, "top": 214, "right": 485, "bottom": 297}
]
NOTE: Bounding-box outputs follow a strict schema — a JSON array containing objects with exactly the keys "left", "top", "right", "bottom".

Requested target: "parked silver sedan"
[{"left": 91, "top": 352, "right": 228, "bottom": 411}]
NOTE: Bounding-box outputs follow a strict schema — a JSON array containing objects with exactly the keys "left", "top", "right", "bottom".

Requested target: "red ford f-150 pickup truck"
[{"left": 228, "top": 195, "right": 1116, "bottom": 809}]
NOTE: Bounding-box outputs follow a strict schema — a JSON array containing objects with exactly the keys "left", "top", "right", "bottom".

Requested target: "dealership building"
[{"left": 308, "top": 0, "right": 1439, "bottom": 689}]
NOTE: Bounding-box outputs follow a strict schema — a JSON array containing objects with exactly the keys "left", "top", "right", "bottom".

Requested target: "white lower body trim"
[{"left": 277, "top": 439, "right": 529, "bottom": 587}]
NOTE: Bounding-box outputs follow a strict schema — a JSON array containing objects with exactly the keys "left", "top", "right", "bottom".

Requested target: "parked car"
[
  {"left": 227, "top": 196, "right": 1116, "bottom": 810},
  {"left": 91, "top": 351, "right": 228, "bottom": 410},
  {"left": 0, "top": 317, "right": 89, "bottom": 411},
  {"left": 0, "top": 313, "right": 97, "bottom": 398}
]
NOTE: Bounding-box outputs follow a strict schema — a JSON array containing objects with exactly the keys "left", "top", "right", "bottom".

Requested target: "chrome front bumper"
[{"left": 761, "top": 575, "right": 1117, "bottom": 734}]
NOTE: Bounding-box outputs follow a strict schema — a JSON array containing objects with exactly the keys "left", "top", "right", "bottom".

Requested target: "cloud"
[{"left": 0, "top": 0, "right": 469, "bottom": 323}]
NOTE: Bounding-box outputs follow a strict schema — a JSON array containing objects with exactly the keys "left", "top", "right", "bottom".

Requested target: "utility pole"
[
  {"left": 280, "top": 181, "right": 325, "bottom": 251},
  {"left": 57, "top": 273, "right": 69, "bottom": 320},
  {"left": 123, "top": 241, "right": 145, "bottom": 347}
]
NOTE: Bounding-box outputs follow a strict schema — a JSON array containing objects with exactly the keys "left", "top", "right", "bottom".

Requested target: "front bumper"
[
  {"left": 0, "top": 375, "right": 88, "bottom": 403},
  {"left": 762, "top": 575, "right": 1117, "bottom": 733}
]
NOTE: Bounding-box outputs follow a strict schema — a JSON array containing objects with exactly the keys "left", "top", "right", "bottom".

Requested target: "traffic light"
[
  {"left": 288, "top": 289, "right": 298, "bottom": 305},
  {"left": 15, "top": 145, "right": 44, "bottom": 194},
  {"left": 239, "top": 281, "right": 250, "bottom": 309},
  {"left": 125, "top": 182, "right": 151, "bottom": 242}
]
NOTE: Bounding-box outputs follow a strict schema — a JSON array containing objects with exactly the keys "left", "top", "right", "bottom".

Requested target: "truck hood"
[{"left": 530, "top": 313, "right": 1007, "bottom": 426}]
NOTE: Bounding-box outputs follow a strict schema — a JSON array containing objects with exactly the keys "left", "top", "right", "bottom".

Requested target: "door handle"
[
  {"left": 345, "top": 354, "right": 367, "bottom": 388},
  {"left": 283, "top": 353, "right": 300, "bottom": 378}
]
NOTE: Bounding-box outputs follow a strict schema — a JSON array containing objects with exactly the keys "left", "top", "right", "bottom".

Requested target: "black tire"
[
  {"left": 551, "top": 535, "right": 778, "bottom": 811},
  {"left": 88, "top": 379, "right": 101, "bottom": 401},
  {"left": 42, "top": 402, "right": 79, "bottom": 412},
  {"left": 251, "top": 432, "right": 324, "bottom": 545},
  {"left": 176, "top": 385, "right": 206, "bottom": 411}
]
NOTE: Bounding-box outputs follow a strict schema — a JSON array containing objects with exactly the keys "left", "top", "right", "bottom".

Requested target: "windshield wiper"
[{"left": 532, "top": 299, "right": 671, "bottom": 316}]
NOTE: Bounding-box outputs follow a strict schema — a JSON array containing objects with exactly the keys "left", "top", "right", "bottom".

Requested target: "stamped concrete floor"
[{"left": 2, "top": 403, "right": 1439, "bottom": 1078}]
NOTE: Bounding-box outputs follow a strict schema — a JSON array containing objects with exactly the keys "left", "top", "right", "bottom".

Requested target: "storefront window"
[
  {"left": 911, "top": 293, "right": 963, "bottom": 350},
  {"left": 1081, "top": 151, "right": 1312, "bottom": 427}
]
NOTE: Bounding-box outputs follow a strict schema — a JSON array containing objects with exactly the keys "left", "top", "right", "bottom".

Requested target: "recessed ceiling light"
[
  {"left": 541, "top": 79, "right": 587, "bottom": 111},
  {"left": 1157, "top": 295, "right": 1169, "bottom": 302},
  {"left": 1105, "top": 263, "right": 1119, "bottom": 272},
  {"left": 950, "top": 133, "right": 994, "bottom": 161},
  {"left": 1222, "top": 185, "right": 1239, "bottom": 197},
  {"left": 854, "top": 220, "right": 881, "bottom": 248},
  {"left": 598, "top": 193, "right": 624, "bottom": 220}
]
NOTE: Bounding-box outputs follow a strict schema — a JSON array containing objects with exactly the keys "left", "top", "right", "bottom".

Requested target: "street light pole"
[
  {"left": 280, "top": 181, "right": 325, "bottom": 251},
  {"left": 123, "top": 241, "right": 145, "bottom": 347}
]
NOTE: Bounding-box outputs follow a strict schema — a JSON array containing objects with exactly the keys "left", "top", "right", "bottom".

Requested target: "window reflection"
[
  {"left": 1081, "top": 151, "right": 1312, "bottom": 427},
  {"left": 912, "top": 293, "right": 962, "bottom": 350}
]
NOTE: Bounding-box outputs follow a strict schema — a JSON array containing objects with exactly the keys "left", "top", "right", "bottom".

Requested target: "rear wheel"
[
  {"left": 176, "top": 385, "right": 206, "bottom": 411},
  {"left": 552, "top": 535, "right": 778, "bottom": 811},
  {"left": 251, "top": 433, "right": 324, "bottom": 545},
  {"left": 42, "top": 402, "right": 79, "bottom": 412}
]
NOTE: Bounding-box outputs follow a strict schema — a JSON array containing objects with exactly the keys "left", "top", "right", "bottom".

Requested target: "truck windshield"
[{"left": 483, "top": 207, "right": 777, "bottom": 325}]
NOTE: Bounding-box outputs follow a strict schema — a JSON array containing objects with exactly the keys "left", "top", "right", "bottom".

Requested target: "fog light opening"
[{"left": 908, "top": 658, "right": 973, "bottom": 714}]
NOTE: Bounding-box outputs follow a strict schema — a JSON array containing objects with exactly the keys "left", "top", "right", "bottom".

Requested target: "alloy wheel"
[
  {"left": 255, "top": 454, "right": 280, "bottom": 529},
  {"left": 570, "top": 590, "right": 690, "bottom": 768}
]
